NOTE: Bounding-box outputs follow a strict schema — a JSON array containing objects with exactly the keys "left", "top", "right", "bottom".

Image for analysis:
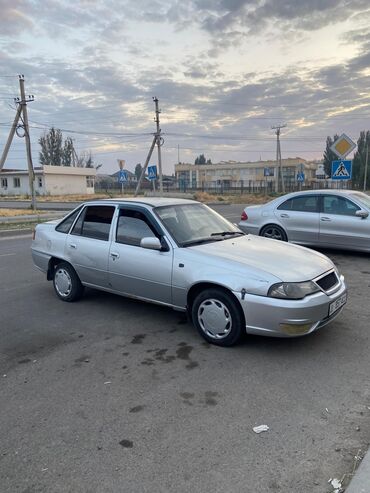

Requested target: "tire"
[
  {"left": 260, "top": 224, "right": 287, "bottom": 242},
  {"left": 191, "top": 288, "right": 244, "bottom": 347},
  {"left": 53, "top": 261, "right": 84, "bottom": 302}
]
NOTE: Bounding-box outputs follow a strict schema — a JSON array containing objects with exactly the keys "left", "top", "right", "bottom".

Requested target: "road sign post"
[
  {"left": 148, "top": 165, "right": 157, "bottom": 191},
  {"left": 118, "top": 169, "right": 128, "bottom": 195},
  {"left": 264, "top": 168, "right": 273, "bottom": 195},
  {"left": 297, "top": 171, "right": 305, "bottom": 191},
  {"left": 117, "top": 160, "right": 126, "bottom": 195}
]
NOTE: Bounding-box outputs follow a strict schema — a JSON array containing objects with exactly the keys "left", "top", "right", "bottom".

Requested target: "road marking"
[{"left": 0, "top": 253, "right": 16, "bottom": 257}]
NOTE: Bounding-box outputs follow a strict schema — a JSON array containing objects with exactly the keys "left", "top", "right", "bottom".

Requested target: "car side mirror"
[
  {"left": 140, "top": 237, "right": 162, "bottom": 250},
  {"left": 355, "top": 210, "right": 369, "bottom": 219}
]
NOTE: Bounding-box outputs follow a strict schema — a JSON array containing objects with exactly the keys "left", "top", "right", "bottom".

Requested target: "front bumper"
[{"left": 234, "top": 278, "right": 347, "bottom": 337}]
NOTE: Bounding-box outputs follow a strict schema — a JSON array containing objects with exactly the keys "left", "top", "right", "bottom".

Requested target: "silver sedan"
[
  {"left": 31, "top": 197, "right": 347, "bottom": 346},
  {"left": 239, "top": 189, "right": 370, "bottom": 252}
]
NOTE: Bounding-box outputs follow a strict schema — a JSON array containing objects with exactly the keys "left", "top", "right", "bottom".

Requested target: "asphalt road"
[{"left": 1, "top": 229, "right": 370, "bottom": 492}]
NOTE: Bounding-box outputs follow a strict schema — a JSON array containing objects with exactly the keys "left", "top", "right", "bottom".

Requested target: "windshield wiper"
[
  {"left": 181, "top": 237, "right": 224, "bottom": 247},
  {"left": 210, "top": 231, "right": 244, "bottom": 237}
]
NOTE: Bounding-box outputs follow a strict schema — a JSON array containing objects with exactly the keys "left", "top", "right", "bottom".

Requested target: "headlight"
[{"left": 268, "top": 281, "right": 319, "bottom": 299}]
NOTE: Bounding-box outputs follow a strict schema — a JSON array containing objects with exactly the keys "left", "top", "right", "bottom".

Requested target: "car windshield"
[
  {"left": 349, "top": 192, "right": 370, "bottom": 209},
  {"left": 155, "top": 203, "right": 243, "bottom": 246}
]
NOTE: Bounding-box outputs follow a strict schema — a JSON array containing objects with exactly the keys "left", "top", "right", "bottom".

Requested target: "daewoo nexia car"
[
  {"left": 239, "top": 189, "right": 370, "bottom": 252},
  {"left": 31, "top": 198, "right": 347, "bottom": 346}
]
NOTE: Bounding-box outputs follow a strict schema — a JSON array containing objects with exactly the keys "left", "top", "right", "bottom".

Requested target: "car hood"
[{"left": 190, "top": 235, "right": 334, "bottom": 282}]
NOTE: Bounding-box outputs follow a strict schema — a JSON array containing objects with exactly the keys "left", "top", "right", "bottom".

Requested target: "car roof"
[
  {"left": 272, "top": 189, "right": 363, "bottom": 201},
  {"left": 83, "top": 197, "right": 199, "bottom": 207}
]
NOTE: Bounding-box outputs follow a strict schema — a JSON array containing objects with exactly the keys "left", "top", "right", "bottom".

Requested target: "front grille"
[{"left": 316, "top": 272, "right": 338, "bottom": 292}]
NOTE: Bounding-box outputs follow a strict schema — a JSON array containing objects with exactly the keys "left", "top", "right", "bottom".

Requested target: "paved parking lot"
[{"left": 1, "top": 221, "right": 370, "bottom": 492}]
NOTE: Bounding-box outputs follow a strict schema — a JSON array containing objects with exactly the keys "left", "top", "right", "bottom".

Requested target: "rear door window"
[
  {"left": 71, "top": 205, "right": 115, "bottom": 241},
  {"left": 278, "top": 195, "right": 319, "bottom": 213},
  {"left": 322, "top": 195, "right": 360, "bottom": 216}
]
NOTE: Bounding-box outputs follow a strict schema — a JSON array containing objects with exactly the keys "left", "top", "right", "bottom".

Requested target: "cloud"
[
  {"left": 1, "top": 0, "right": 370, "bottom": 173},
  {"left": 0, "top": 0, "right": 34, "bottom": 35}
]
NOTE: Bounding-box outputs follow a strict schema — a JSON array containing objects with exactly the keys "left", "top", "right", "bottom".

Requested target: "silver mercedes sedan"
[
  {"left": 31, "top": 198, "right": 347, "bottom": 346},
  {"left": 239, "top": 190, "right": 370, "bottom": 252}
]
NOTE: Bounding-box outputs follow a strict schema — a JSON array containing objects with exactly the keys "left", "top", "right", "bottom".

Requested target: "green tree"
[
  {"left": 194, "top": 154, "right": 207, "bottom": 165},
  {"left": 39, "top": 128, "right": 94, "bottom": 168},
  {"left": 323, "top": 134, "right": 339, "bottom": 177},
  {"left": 62, "top": 137, "right": 74, "bottom": 166},
  {"left": 135, "top": 163, "right": 143, "bottom": 179},
  {"left": 352, "top": 130, "right": 370, "bottom": 188},
  {"left": 39, "top": 127, "right": 63, "bottom": 166},
  {"left": 85, "top": 152, "right": 94, "bottom": 168}
]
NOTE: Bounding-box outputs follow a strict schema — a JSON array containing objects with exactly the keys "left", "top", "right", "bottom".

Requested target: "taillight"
[{"left": 241, "top": 210, "right": 248, "bottom": 221}]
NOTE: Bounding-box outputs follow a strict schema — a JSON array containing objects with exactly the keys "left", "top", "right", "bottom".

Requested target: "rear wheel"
[
  {"left": 260, "top": 224, "right": 287, "bottom": 241},
  {"left": 191, "top": 288, "right": 244, "bottom": 347},
  {"left": 53, "top": 262, "right": 84, "bottom": 302}
]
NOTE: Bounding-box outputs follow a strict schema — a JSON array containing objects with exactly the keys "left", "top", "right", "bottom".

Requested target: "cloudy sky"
[{"left": 1, "top": 0, "right": 370, "bottom": 175}]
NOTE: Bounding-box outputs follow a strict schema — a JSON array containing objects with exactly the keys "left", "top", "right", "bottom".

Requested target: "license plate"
[{"left": 329, "top": 293, "right": 347, "bottom": 316}]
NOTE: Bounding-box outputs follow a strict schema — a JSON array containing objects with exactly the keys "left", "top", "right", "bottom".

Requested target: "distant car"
[
  {"left": 239, "top": 190, "right": 370, "bottom": 252},
  {"left": 31, "top": 197, "right": 346, "bottom": 346}
]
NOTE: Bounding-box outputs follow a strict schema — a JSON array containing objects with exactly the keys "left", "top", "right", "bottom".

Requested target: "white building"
[
  {"left": 0, "top": 165, "right": 96, "bottom": 196},
  {"left": 175, "top": 158, "right": 317, "bottom": 190}
]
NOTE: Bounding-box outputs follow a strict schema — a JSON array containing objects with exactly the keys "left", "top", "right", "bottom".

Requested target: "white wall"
[
  {"left": 44, "top": 174, "right": 94, "bottom": 195},
  {"left": 0, "top": 173, "right": 45, "bottom": 196}
]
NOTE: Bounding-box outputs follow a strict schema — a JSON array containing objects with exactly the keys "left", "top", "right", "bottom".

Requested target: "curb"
[
  {"left": 345, "top": 447, "right": 370, "bottom": 493},
  {"left": 0, "top": 212, "right": 65, "bottom": 224},
  {"left": 0, "top": 228, "right": 33, "bottom": 238}
]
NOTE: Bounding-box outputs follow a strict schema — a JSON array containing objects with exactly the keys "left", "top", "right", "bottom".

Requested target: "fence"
[{"left": 95, "top": 179, "right": 359, "bottom": 195}]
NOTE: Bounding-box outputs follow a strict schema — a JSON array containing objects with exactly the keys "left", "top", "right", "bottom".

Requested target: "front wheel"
[
  {"left": 260, "top": 224, "right": 287, "bottom": 241},
  {"left": 191, "top": 288, "right": 244, "bottom": 346},
  {"left": 53, "top": 262, "right": 84, "bottom": 302}
]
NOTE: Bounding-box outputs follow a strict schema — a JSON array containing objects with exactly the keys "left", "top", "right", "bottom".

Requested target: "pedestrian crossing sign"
[
  {"left": 331, "top": 160, "right": 352, "bottom": 180},
  {"left": 148, "top": 165, "right": 157, "bottom": 180}
]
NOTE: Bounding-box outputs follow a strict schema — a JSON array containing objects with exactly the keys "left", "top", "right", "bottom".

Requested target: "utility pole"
[
  {"left": 363, "top": 144, "right": 369, "bottom": 192},
  {"left": 135, "top": 97, "right": 164, "bottom": 196},
  {"left": 272, "top": 124, "right": 286, "bottom": 193},
  {"left": 0, "top": 75, "right": 36, "bottom": 209},
  {"left": 154, "top": 97, "right": 163, "bottom": 195}
]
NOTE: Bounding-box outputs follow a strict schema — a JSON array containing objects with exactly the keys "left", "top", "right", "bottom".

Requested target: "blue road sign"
[
  {"left": 148, "top": 165, "right": 157, "bottom": 180},
  {"left": 264, "top": 167, "right": 274, "bottom": 177},
  {"left": 297, "top": 171, "right": 305, "bottom": 182},
  {"left": 331, "top": 160, "right": 352, "bottom": 180},
  {"left": 118, "top": 170, "right": 128, "bottom": 183}
]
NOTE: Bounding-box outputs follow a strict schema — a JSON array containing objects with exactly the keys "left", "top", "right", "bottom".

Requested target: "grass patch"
[
  {"left": 193, "top": 191, "right": 276, "bottom": 205},
  {"left": 0, "top": 209, "right": 48, "bottom": 217}
]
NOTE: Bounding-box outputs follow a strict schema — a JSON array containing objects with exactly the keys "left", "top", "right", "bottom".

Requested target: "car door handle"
[
  {"left": 110, "top": 252, "right": 120, "bottom": 259},
  {"left": 321, "top": 217, "right": 331, "bottom": 222},
  {"left": 280, "top": 214, "right": 289, "bottom": 218},
  {"left": 69, "top": 243, "right": 77, "bottom": 249}
]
